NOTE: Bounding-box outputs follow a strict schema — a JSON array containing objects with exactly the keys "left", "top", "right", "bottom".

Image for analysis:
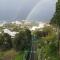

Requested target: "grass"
[
  {"left": 0, "top": 49, "right": 27, "bottom": 60},
  {"left": 0, "top": 49, "right": 17, "bottom": 60},
  {"left": 36, "top": 39, "right": 60, "bottom": 60},
  {"left": 14, "top": 53, "right": 24, "bottom": 60}
]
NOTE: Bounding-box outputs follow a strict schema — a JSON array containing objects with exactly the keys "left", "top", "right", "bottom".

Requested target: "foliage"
[
  {"left": 33, "top": 30, "right": 48, "bottom": 40},
  {"left": 0, "top": 33, "right": 12, "bottom": 50},
  {"left": 36, "top": 25, "right": 59, "bottom": 60},
  {"left": 0, "top": 34, "right": 4, "bottom": 49},
  {"left": 13, "top": 28, "right": 32, "bottom": 51},
  {"left": 51, "top": 0, "right": 60, "bottom": 27},
  {"left": 43, "top": 26, "right": 53, "bottom": 35}
]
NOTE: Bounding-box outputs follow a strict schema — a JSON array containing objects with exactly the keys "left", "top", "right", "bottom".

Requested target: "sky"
[{"left": 0, "top": 0, "right": 57, "bottom": 22}]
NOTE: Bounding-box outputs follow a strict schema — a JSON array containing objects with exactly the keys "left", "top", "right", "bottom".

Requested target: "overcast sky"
[{"left": 0, "top": 0, "right": 57, "bottom": 22}]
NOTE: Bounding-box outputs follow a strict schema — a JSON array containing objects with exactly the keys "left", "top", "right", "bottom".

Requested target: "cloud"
[
  {"left": 26, "top": 0, "right": 56, "bottom": 23},
  {"left": 0, "top": 0, "right": 56, "bottom": 21}
]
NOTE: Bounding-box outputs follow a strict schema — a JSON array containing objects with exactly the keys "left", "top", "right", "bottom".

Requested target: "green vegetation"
[
  {"left": 50, "top": 0, "right": 60, "bottom": 58},
  {"left": 0, "top": 33, "right": 12, "bottom": 50},
  {"left": 0, "top": 50, "right": 27, "bottom": 60},
  {"left": 34, "top": 26, "right": 60, "bottom": 60},
  {"left": 13, "top": 28, "right": 32, "bottom": 51},
  {"left": 0, "top": 1, "right": 60, "bottom": 59},
  {"left": 0, "top": 28, "right": 32, "bottom": 60},
  {"left": 0, "top": 23, "right": 60, "bottom": 60},
  {"left": 0, "top": 24, "right": 60, "bottom": 60},
  {"left": 51, "top": 0, "right": 60, "bottom": 27}
]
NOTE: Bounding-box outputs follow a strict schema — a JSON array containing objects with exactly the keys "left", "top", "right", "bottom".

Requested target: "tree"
[
  {"left": 0, "top": 33, "right": 12, "bottom": 50},
  {"left": 33, "top": 30, "right": 48, "bottom": 40},
  {"left": 51, "top": 0, "right": 60, "bottom": 27},
  {"left": 0, "top": 34, "right": 4, "bottom": 50},
  {"left": 24, "top": 29, "right": 32, "bottom": 50},
  {"left": 3, "top": 33, "right": 12, "bottom": 49},
  {"left": 36, "top": 26, "right": 59, "bottom": 60},
  {"left": 13, "top": 28, "right": 32, "bottom": 51},
  {"left": 51, "top": 0, "right": 60, "bottom": 56}
]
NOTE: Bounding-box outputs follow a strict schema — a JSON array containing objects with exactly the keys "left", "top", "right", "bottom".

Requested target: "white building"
[
  {"left": 11, "top": 21, "right": 22, "bottom": 25},
  {"left": 3, "top": 29, "right": 18, "bottom": 38},
  {"left": 30, "top": 22, "right": 50, "bottom": 31}
]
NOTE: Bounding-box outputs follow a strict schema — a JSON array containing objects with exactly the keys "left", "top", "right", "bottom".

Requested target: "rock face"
[{"left": 51, "top": 0, "right": 60, "bottom": 27}]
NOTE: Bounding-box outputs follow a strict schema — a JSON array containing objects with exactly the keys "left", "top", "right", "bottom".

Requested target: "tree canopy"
[
  {"left": 51, "top": 0, "right": 60, "bottom": 27},
  {"left": 13, "top": 28, "right": 32, "bottom": 51}
]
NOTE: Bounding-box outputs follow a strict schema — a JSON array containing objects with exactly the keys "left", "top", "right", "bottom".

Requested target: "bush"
[
  {"left": 13, "top": 28, "right": 32, "bottom": 51},
  {"left": 0, "top": 33, "right": 12, "bottom": 50}
]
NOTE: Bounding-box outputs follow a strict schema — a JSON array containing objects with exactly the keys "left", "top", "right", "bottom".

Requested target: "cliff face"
[{"left": 51, "top": 0, "right": 60, "bottom": 27}]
